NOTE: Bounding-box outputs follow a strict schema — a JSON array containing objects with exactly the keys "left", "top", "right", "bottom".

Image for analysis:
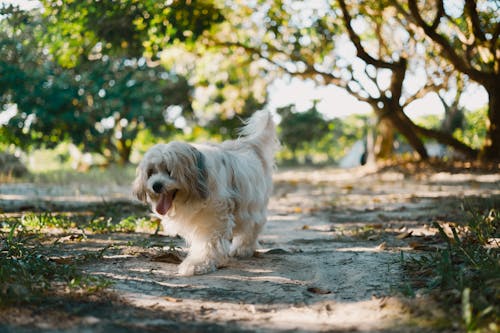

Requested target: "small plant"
[
  {"left": 21, "top": 212, "right": 74, "bottom": 231},
  {"left": 402, "top": 203, "right": 499, "bottom": 332},
  {"left": 85, "top": 215, "right": 155, "bottom": 233},
  {"left": 115, "top": 216, "right": 138, "bottom": 232}
]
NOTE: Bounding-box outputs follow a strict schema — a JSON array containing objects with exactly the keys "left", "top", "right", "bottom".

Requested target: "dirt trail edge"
[{"left": 1, "top": 167, "right": 499, "bottom": 332}]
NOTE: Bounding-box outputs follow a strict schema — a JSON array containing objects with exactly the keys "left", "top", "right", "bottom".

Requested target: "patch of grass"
[
  {"left": 402, "top": 203, "right": 499, "bottom": 332},
  {"left": 2, "top": 210, "right": 156, "bottom": 235},
  {"left": 21, "top": 212, "right": 75, "bottom": 231},
  {"left": 0, "top": 222, "right": 110, "bottom": 306},
  {"left": 85, "top": 215, "right": 155, "bottom": 234}
]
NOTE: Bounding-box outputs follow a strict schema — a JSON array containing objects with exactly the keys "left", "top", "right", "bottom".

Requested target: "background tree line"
[{"left": 0, "top": 0, "right": 498, "bottom": 167}]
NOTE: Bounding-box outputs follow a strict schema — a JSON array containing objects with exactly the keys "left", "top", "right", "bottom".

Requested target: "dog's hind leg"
[{"left": 230, "top": 208, "right": 266, "bottom": 258}]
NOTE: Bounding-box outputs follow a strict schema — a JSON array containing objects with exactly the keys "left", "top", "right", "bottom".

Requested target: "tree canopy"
[
  {"left": 0, "top": 0, "right": 498, "bottom": 164},
  {"left": 0, "top": 5, "right": 193, "bottom": 163}
]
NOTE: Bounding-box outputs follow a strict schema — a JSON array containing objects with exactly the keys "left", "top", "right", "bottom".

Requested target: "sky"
[
  {"left": 1, "top": 0, "right": 490, "bottom": 123},
  {"left": 266, "top": 76, "right": 488, "bottom": 119}
]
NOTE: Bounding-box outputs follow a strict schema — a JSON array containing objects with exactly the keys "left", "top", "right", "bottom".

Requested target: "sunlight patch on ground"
[
  {"left": 121, "top": 290, "right": 410, "bottom": 332},
  {"left": 429, "top": 172, "right": 500, "bottom": 183}
]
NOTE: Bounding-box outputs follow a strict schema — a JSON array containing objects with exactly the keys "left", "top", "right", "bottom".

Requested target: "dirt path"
[{"left": 1, "top": 166, "right": 499, "bottom": 332}]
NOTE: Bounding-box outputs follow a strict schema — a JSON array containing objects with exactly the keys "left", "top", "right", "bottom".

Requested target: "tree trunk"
[
  {"left": 374, "top": 117, "right": 394, "bottom": 159},
  {"left": 439, "top": 78, "right": 464, "bottom": 135},
  {"left": 364, "top": 121, "right": 376, "bottom": 166},
  {"left": 441, "top": 105, "right": 464, "bottom": 135},
  {"left": 376, "top": 104, "right": 429, "bottom": 160},
  {"left": 481, "top": 80, "right": 500, "bottom": 161},
  {"left": 116, "top": 138, "right": 132, "bottom": 165}
]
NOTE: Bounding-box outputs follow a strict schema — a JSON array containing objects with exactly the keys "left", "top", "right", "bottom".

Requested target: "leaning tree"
[
  {"left": 393, "top": 0, "right": 500, "bottom": 160},
  {"left": 207, "top": 0, "right": 478, "bottom": 160}
]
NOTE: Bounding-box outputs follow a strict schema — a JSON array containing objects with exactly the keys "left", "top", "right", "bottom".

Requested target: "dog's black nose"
[{"left": 152, "top": 182, "right": 163, "bottom": 193}]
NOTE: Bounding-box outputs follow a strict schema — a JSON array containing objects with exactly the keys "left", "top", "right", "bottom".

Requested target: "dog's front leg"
[{"left": 178, "top": 234, "right": 231, "bottom": 276}]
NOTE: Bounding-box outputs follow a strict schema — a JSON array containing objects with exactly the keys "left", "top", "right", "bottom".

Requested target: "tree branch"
[
  {"left": 389, "top": 58, "right": 407, "bottom": 103},
  {"left": 406, "top": 0, "right": 485, "bottom": 82},
  {"left": 491, "top": 22, "right": 500, "bottom": 63},
  {"left": 337, "top": 0, "right": 397, "bottom": 70},
  {"left": 214, "top": 39, "right": 376, "bottom": 105},
  {"left": 402, "top": 83, "right": 443, "bottom": 108},
  {"left": 430, "top": 0, "right": 445, "bottom": 31},
  {"left": 412, "top": 124, "right": 478, "bottom": 159},
  {"left": 214, "top": 40, "right": 300, "bottom": 75},
  {"left": 465, "top": 0, "right": 486, "bottom": 42}
]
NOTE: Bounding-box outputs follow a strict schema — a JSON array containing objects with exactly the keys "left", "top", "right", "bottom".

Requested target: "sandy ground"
[{"left": 1, "top": 166, "right": 499, "bottom": 332}]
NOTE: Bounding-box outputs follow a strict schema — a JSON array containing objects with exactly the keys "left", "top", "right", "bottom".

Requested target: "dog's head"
[{"left": 132, "top": 142, "right": 209, "bottom": 216}]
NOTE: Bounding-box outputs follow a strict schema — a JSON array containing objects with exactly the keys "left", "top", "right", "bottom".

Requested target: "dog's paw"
[
  {"left": 229, "top": 246, "right": 255, "bottom": 258},
  {"left": 178, "top": 259, "right": 216, "bottom": 276}
]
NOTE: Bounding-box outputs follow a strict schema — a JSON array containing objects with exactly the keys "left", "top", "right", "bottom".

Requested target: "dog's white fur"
[{"left": 133, "top": 111, "right": 278, "bottom": 275}]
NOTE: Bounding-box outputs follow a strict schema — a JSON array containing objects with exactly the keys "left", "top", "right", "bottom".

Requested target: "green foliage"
[
  {"left": 20, "top": 212, "right": 74, "bottom": 231},
  {"left": 0, "top": 152, "right": 28, "bottom": 178},
  {"left": 42, "top": 0, "right": 267, "bottom": 129},
  {"left": 6, "top": 210, "right": 154, "bottom": 236},
  {"left": 0, "top": 6, "right": 71, "bottom": 148},
  {"left": 1, "top": 0, "right": 495, "bottom": 164},
  {"left": 278, "top": 103, "right": 329, "bottom": 154},
  {"left": 453, "top": 107, "right": 488, "bottom": 150},
  {"left": 277, "top": 103, "right": 369, "bottom": 165},
  {"left": 0, "top": 7, "right": 193, "bottom": 164},
  {"left": 206, "top": 96, "right": 265, "bottom": 140},
  {"left": 413, "top": 115, "right": 442, "bottom": 131},
  {"left": 403, "top": 200, "right": 500, "bottom": 332},
  {"left": 41, "top": 0, "right": 225, "bottom": 67},
  {"left": 86, "top": 215, "right": 151, "bottom": 234}
]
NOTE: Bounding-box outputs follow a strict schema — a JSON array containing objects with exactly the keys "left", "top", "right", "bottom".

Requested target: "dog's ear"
[
  {"left": 178, "top": 145, "right": 209, "bottom": 202},
  {"left": 183, "top": 145, "right": 208, "bottom": 200},
  {"left": 192, "top": 147, "right": 209, "bottom": 200},
  {"left": 168, "top": 142, "right": 209, "bottom": 202},
  {"left": 132, "top": 163, "right": 148, "bottom": 203}
]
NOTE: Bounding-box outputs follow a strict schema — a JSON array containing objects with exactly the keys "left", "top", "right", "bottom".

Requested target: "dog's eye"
[
  {"left": 160, "top": 163, "right": 170, "bottom": 175},
  {"left": 147, "top": 168, "right": 154, "bottom": 178}
]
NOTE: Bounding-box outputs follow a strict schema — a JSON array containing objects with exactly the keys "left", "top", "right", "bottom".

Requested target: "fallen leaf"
[
  {"left": 56, "top": 234, "right": 83, "bottom": 243},
  {"left": 409, "top": 241, "right": 437, "bottom": 251},
  {"left": 396, "top": 231, "right": 413, "bottom": 239},
  {"left": 342, "top": 185, "right": 353, "bottom": 191},
  {"left": 377, "top": 242, "right": 387, "bottom": 250},
  {"left": 50, "top": 257, "right": 75, "bottom": 264},
  {"left": 293, "top": 207, "right": 303, "bottom": 214}
]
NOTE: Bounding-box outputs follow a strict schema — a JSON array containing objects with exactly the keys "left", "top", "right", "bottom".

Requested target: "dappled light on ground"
[{"left": 1, "top": 165, "right": 499, "bottom": 332}]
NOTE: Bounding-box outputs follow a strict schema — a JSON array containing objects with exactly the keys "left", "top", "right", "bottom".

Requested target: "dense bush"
[{"left": 0, "top": 152, "right": 28, "bottom": 177}]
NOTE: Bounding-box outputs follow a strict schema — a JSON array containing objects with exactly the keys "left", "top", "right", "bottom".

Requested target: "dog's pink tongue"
[{"left": 156, "top": 191, "right": 174, "bottom": 215}]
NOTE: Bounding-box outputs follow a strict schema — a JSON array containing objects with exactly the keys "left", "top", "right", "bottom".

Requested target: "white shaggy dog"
[{"left": 133, "top": 111, "right": 278, "bottom": 275}]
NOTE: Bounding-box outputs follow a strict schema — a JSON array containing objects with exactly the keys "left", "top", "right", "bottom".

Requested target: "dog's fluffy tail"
[{"left": 238, "top": 110, "right": 279, "bottom": 167}]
